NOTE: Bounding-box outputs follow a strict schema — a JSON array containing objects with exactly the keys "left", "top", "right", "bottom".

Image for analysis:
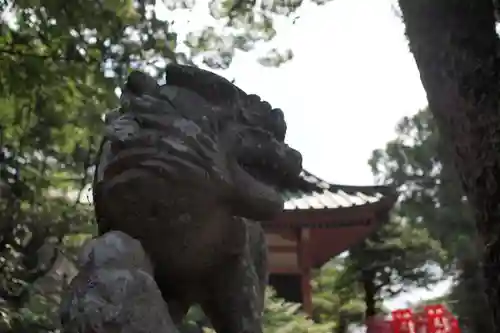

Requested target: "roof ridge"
[{"left": 300, "top": 169, "right": 395, "bottom": 195}]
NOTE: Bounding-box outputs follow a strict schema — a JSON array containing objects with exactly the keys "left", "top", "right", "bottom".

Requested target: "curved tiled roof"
[{"left": 280, "top": 170, "right": 395, "bottom": 211}]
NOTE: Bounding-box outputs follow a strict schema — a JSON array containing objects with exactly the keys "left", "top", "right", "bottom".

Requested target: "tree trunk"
[
  {"left": 455, "top": 258, "right": 493, "bottom": 333},
  {"left": 362, "top": 269, "right": 376, "bottom": 318},
  {"left": 362, "top": 268, "right": 378, "bottom": 333},
  {"left": 397, "top": 0, "right": 500, "bottom": 331}
]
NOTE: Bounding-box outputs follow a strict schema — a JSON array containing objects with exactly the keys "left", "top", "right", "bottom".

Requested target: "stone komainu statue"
[{"left": 60, "top": 64, "right": 303, "bottom": 333}]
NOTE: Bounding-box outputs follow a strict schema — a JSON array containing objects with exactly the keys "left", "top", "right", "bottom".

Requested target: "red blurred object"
[
  {"left": 449, "top": 316, "right": 460, "bottom": 333},
  {"left": 365, "top": 304, "right": 461, "bottom": 333},
  {"left": 391, "top": 309, "right": 416, "bottom": 333},
  {"left": 424, "top": 305, "right": 452, "bottom": 333}
]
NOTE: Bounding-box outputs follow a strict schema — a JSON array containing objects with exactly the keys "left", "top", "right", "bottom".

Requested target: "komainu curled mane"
[{"left": 90, "top": 64, "right": 302, "bottom": 333}]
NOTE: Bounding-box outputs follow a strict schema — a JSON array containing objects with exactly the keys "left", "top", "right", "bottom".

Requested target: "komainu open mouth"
[{"left": 237, "top": 145, "right": 302, "bottom": 189}]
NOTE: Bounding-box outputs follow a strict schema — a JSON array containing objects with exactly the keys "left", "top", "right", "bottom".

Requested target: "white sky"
[
  {"left": 218, "top": 0, "right": 428, "bottom": 186},
  {"left": 158, "top": 0, "right": 450, "bottom": 311}
]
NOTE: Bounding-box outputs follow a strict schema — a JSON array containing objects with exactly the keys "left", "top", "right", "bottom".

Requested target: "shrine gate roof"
[
  {"left": 263, "top": 170, "right": 396, "bottom": 229},
  {"left": 282, "top": 170, "right": 391, "bottom": 211}
]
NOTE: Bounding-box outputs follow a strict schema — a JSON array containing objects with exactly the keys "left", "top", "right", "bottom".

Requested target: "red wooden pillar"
[{"left": 297, "top": 227, "right": 313, "bottom": 316}]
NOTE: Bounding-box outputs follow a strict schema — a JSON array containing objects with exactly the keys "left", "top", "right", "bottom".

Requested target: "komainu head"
[{"left": 94, "top": 64, "right": 303, "bottom": 223}]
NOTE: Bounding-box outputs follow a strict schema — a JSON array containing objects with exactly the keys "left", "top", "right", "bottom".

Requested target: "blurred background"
[{"left": 0, "top": 0, "right": 487, "bottom": 332}]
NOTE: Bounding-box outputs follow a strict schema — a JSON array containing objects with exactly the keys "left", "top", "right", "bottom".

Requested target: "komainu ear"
[
  {"left": 165, "top": 63, "right": 246, "bottom": 107},
  {"left": 125, "top": 71, "right": 160, "bottom": 97}
]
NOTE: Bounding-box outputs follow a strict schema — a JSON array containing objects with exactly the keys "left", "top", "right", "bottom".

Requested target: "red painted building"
[{"left": 264, "top": 170, "right": 397, "bottom": 315}]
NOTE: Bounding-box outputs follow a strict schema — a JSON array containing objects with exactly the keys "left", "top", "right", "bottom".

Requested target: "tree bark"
[
  {"left": 397, "top": 0, "right": 500, "bottom": 331},
  {"left": 362, "top": 269, "right": 376, "bottom": 318},
  {"left": 362, "top": 268, "right": 377, "bottom": 333},
  {"left": 456, "top": 258, "right": 493, "bottom": 333}
]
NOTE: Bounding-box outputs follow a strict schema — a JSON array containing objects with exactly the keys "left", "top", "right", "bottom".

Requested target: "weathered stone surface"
[
  {"left": 62, "top": 64, "right": 303, "bottom": 333},
  {"left": 60, "top": 231, "right": 178, "bottom": 333}
]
